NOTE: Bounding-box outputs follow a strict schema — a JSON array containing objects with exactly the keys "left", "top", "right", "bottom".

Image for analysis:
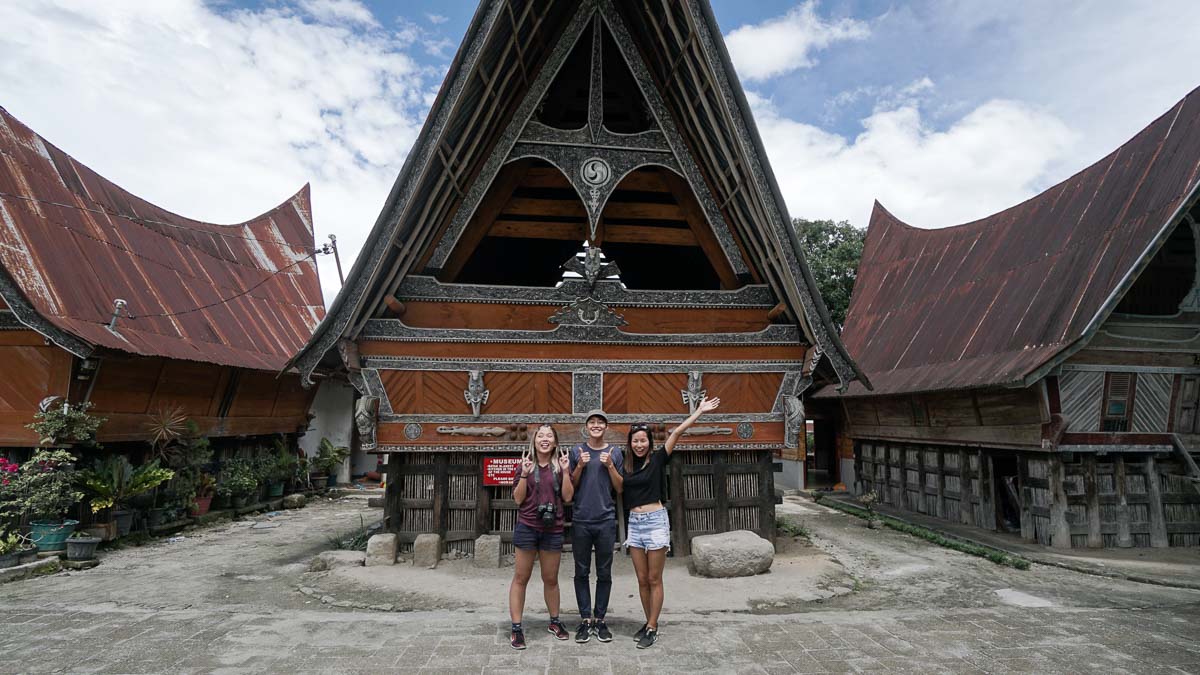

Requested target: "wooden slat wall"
[
  {"left": 856, "top": 441, "right": 1200, "bottom": 548},
  {"left": 843, "top": 387, "right": 1044, "bottom": 448},
  {"left": 0, "top": 332, "right": 72, "bottom": 445},
  {"left": 1059, "top": 370, "right": 1103, "bottom": 432}
]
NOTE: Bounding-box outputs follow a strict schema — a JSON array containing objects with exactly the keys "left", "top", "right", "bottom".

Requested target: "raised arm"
[
  {"left": 512, "top": 458, "right": 535, "bottom": 505},
  {"left": 558, "top": 452, "right": 575, "bottom": 502},
  {"left": 664, "top": 396, "right": 721, "bottom": 455}
]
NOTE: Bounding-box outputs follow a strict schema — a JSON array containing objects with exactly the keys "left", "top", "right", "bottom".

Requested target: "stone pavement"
[{"left": 1, "top": 496, "right": 1199, "bottom": 674}]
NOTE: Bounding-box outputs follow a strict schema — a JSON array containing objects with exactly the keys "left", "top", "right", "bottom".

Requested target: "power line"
[{"left": 0, "top": 190, "right": 317, "bottom": 251}]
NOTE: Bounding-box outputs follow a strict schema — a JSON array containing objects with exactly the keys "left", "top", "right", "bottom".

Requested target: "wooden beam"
[
  {"left": 488, "top": 220, "right": 700, "bottom": 247},
  {"left": 442, "top": 161, "right": 532, "bottom": 281},
  {"left": 1083, "top": 455, "right": 1102, "bottom": 547},
  {"left": 1018, "top": 454, "right": 1035, "bottom": 541},
  {"left": 1048, "top": 455, "right": 1071, "bottom": 548},
  {"left": 1145, "top": 456, "right": 1169, "bottom": 548},
  {"left": 1114, "top": 455, "right": 1133, "bottom": 547},
  {"left": 660, "top": 170, "right": 740, "bottom": 289},
  {"left": 601, "top": 201, "right": 685, "bottom": 220}
]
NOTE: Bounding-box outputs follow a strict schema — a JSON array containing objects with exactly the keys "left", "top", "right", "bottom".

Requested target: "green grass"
[
  {"left": 815, "top": 495, "right": 1032, "bottom": 570},
  {"left": 776, "top": 518, "right": 810, "bottom": 539},
  {"left": 327, "top": 515, "right": 371, "bottom": 551}
]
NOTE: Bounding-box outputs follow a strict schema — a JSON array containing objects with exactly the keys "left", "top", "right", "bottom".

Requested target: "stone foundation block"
[
  {"left": 413, "top": 533, "right": 442, "bottom": 569},
  {"left": 283, "top": 494, "right": 307, "bottom": 509},
  {"left": 473, "top": 534, "right": 501, "bottom": 568},
  {"left": 365, "top": 533, "right": 398, "bottom": 567},
  {"left": 690, "top": 530, "right": 774, "bottom": 578}
]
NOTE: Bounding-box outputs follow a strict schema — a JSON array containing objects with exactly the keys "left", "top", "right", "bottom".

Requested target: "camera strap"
[{"left": 530, "top": 463, "right": 562, "bottom": 500}]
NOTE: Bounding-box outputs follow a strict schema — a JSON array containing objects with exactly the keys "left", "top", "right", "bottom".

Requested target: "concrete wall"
[
  {"left": 299, "top": 379, "right": 355, "bottom": 483},
  {"left": 775, "top": 458, "right": 804, "bottom": 492}
]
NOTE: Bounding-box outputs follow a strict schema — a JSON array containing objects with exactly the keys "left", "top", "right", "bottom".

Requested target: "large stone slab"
[
  {"left": 414, "top": 533, "right": 441, "bottom": 569},
  {"left": 690, "top": 530, "right": 774, "bottom": 578},
  {"left": 283, "top": 493, "right": 307, "bottom": 509},
  {"left": 365, "top": 533, "right": 398, "bottom": 567},
  {"left": 473, "top": 534, "right": 501, "bottom": 568},
  {"left": 309, "top": 550, "right": 365, "bottom": 572}
]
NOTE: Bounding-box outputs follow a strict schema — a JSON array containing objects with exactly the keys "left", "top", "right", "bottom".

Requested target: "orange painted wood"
[
  {"left": 228, "top": 371, "right": 278, "bottom": 418},
  {"left": 0, "top": 330, "right": 52, "bottom": 346},
  {"left": 0, "top": 337, "right": 68, "bottom": 444},
  {"left": 397, "top": 302, "right": 770, "bottom": 333},
  {"left": 88, "top": 357, "right": 165, "bottom": 414},
  {"left": 359, "top": 341, "right": 808, "bottom": 362},
  {"left": 701, "top": 373, "right": 784, "bottom": 413},
  {"left": 149, "top": 360, "right": 227, "bottom": 418},
  {"left": 272, "top": 374, "right": 315, "bottom": 418},
  {"left": 379, "top": 370, "right": 572, "bottom": 414},
  {"left": 604, "top": 373, "right": 688, "bottom": 414}
]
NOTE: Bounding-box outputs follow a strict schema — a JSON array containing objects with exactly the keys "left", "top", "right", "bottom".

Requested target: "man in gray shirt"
[{"left": 568, "top": 409, "right": 623, "bottom": 643}]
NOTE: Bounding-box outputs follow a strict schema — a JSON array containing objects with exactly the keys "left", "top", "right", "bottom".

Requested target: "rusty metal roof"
[
  {"left": 0, "top": 106, "right": 324, "bottom": 371},
  {"left": 824, "top": 86, "right": 1200, "bottom": 398}
]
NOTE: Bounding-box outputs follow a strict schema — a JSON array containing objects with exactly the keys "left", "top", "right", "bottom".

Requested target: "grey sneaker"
[
  {"left": 633, "top": 623, "right": 647, "bottom": 642},
  {"left": 636, "top": 627, "right": 658, "bottom": 649},
  {"left": 575, "top": 621, "right": 591, "bottom": 643},
  {"left": 594, "top": 620, "right": 613, "bottom": 643}
]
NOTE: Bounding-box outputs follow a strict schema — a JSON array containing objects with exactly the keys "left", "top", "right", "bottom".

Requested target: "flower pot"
[
  {"left": 309, "top": 472, "right": 326, "bottom": 489},
  {"left": 232, "top": 494, "right": 250, "bottom": 509},
  {"left": 29, "top": 519, "right": 79, "bottom": 552},
  {"left": 66, "top": 536, "right": 102, "bottom": 561},
  {"left": 326, "top": 474, "right": 338, "bottom": 488},
  {"left": 190, "top": 495, "right": 213, "bottom": 517},
  {"left": 113, "top": 510, "right": 134, "bottom": 537},
  {"left": 0, "top": 552, "right": 18, "bottom": 569},
  {"left": 147, "top": 507, "right": 169, "bottom": 528},
  {"left": 18, "top": 545, "right": 39, "bottom": 565},
  {"left": 213, "top": 493, "right": 231, "bottom": 510},
  {"left": 267, "top": 481, "right": 285, "bottom": 498}
]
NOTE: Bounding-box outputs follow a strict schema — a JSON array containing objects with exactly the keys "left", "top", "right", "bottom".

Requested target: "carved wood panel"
[{"left": 399, "top": 301, "right": 770, "bottom": 334}]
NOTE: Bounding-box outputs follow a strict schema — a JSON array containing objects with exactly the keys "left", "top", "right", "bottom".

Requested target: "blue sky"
[{"left": 2, "top": 1, "right": 1197, "bottom": 301}]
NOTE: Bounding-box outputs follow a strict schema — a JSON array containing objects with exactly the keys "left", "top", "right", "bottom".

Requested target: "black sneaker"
[
  {"left": 575, "top": 621, "right": 591, "bottom": 643},
  {"left": 636, "top": 627, "right": 657, "bottom": 649},
  {"left": 594, "top": 619, "right": 613, "bottom": 642},
  {"left": 510, "top": 628, "right": 526, "bottom": 650},
  {"left": 633, "top": 623, "right": 647, "bottom": 642},
  {"left": 548, "top": 620, "right": 569, "bottom": 640}
]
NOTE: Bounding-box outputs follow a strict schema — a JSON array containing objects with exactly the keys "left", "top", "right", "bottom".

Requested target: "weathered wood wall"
[
  {"left": 0, "top": 330, "right": 72, "bottom": 445},
  {"left": 856, "top": 440, "right": 1200, "bottom": 548},
  {"left": 842, "top": 387, "right": 1046, "bottom": 448},
  {"left": 88, "top": 355, "right": 314, "bottom": 442}
]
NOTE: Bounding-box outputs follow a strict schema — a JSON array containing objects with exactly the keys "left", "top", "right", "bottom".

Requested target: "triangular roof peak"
[{"left": 291, "top": 0, "right": 865, "bottom": 391}]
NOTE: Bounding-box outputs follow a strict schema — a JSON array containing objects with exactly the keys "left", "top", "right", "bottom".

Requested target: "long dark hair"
[{"left": 625, "top": 422, "right": 654, "bottom": 474}]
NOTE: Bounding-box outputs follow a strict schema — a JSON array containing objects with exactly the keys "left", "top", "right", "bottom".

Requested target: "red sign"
[{"left": 482, "top": 457, "right": 523, "bottom": 486}]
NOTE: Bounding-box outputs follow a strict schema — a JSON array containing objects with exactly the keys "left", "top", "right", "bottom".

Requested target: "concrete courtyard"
[{"left": 1, "top": 493, "right": 1198, "bottom": 674}]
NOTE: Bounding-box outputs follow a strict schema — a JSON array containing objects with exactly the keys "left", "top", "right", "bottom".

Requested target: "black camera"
[{"left": 537, "top": 502, "right": 556, "bottom": 527}]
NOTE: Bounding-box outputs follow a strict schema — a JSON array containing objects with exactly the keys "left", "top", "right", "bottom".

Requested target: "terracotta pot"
[{"left": 190, "top": 495, "right": 213, "bottom": 517}]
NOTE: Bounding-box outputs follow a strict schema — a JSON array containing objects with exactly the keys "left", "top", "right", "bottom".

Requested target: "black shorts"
[{"left": 513, "top": 522, "right": 564, "bottom": 552}]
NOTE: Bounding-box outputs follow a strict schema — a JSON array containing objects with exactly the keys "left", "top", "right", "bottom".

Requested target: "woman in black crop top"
[{"left": 623, "top": 395, "right": 720, "bottom": 648}]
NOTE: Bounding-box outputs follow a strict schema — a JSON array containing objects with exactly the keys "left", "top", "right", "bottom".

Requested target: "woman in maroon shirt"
[{"left": 507, "top": 424, "right": 574, "bottom": 650}]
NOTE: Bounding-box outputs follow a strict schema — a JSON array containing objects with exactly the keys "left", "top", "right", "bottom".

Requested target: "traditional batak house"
[
  {"left": 817, "top": 88, "right": 1200, "bottom": 549},
  {"left": 0, "top": 106, "right": 325, "bottom": 450},
  {"left": 289, "top": 0, "right": 867, "bottom": 555}
]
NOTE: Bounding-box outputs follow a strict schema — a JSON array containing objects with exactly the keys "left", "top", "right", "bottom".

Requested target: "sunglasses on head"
[{"left": 630, "top": 423, "right": 651, "bottom": 432}]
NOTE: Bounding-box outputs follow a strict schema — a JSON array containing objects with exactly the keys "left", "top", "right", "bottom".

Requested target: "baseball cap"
[{"left": 584, "top": 409, "right": 608, "bottom": 423}]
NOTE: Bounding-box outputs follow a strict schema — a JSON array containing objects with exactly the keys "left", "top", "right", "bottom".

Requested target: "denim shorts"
[
  {"left": 626, "top": 508, "right": 671, "bottom": 551},
  {"left": 513, "top": 522, "right": 564, "bottom": 552}
]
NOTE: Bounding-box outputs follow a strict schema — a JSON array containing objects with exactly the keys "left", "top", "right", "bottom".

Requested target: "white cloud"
[
  {"left": 425, "top": 13, "right": 448, "bottom": 25},
  {"left": 725, "top": 1, "right": 869, "bottom": 81},
  {"left": 0, "top": 0, "right": 430, "bottom": 303},
  {"left": 747, "top": 92, "right": 1077, "bottom": 229},
  {"left": 299, "top": 0, "right": 378, "bottom": 27}
]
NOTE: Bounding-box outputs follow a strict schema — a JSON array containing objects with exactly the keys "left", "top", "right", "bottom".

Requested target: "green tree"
[{"left": 794, "top": 218, "right": 865, "bottom": 331}]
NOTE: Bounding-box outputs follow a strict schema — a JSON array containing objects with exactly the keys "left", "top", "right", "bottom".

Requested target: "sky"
[{"left": 1, "top": 0, "right": 1197, "bottom": 304}]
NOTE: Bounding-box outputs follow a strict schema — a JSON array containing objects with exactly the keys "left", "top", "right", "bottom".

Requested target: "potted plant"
[
  {"left": 221, "top": 459, "right": 259, "bottom": 509},
  {"left": 77, "top": 455, "right": 174, "bottom": 537},
  {"left": 213, "top": 483, "right": 233, "bottom": 510},
  {"left": 26, "top": 401, "right": 105, "bottom": 447},
  {"left": 313, "top": 438, "right": 350, "bottom": 488},
  {"left": 0, "top": 530, "right": 26, "bottom": 568},
  {"left": 65, "top": 529, "right": 101, "bottom": 561},
  {"left": 190, "top": 473, "right": 216, "bottom": 516},
  {"left": 0, "top": 449, "right": 83, "bottom": 552},
  {"left": 861, "top": 490, "right": 882, "bottom": 529}
]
